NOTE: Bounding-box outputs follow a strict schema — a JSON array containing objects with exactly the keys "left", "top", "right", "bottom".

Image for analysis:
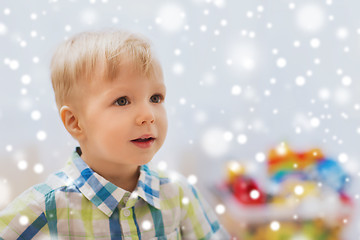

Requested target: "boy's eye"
[
  {"left": 150, "top": 94, "right": 163, "bottom": 103},
  {"left": 115, "top": 97, "right": 129, "bottom": 106}
]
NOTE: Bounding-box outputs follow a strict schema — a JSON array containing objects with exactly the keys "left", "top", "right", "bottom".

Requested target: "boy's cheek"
[{"left": 162, "top": 114, "right": 169, "bottom": 136}]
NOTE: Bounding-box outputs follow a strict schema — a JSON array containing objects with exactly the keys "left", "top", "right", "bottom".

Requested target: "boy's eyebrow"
[
  {"left": 103, "top": 83, "right": 166, "bottom": 97},
  {"left": 154, "top": 83, "right": 167, "bottom": 92}
]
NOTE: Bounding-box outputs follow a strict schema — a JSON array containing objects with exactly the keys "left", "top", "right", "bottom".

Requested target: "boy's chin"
[{"left": 137, "top": 157, "right": 153, "bottom": 166}]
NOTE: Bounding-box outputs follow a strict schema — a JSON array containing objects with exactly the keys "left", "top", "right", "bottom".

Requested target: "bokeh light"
[
  {"left": 296, "top": 4, "right": 325, "bottom": 32},
  {"left": 156, "top": 4, "right": 185, "bottom": 32}
]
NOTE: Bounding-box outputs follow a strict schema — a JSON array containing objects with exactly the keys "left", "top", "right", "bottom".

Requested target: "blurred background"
[{"left": 0, "top": 0, "right": 359, "bottom": 239}]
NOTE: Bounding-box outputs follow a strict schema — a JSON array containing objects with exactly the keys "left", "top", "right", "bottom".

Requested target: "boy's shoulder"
[
  {"left": 33, "top": 167, "right": 79, "bottom": 196},
  {"left": 24, "top": 166, "right": 76, "bottom": 200},
  {"left": 0, "top": 166, "right": 73, "bottom": 218},
  {"left": 26, "top": 162, "right": 79, "bottom": 199}
]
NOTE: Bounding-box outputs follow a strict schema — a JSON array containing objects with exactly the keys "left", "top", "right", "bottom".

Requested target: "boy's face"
[{"left": 74, "top": 62, "right": 167, "bottom": 170}]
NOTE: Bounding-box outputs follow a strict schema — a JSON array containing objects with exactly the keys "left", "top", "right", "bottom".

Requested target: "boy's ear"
[{"left": 60, "top": 106, "right": 83, "bottom": 140}]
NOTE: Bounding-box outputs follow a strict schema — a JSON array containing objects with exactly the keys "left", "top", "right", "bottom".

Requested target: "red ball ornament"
[{"left": 231, "top": 176, "right": 266, "bottom": 205}]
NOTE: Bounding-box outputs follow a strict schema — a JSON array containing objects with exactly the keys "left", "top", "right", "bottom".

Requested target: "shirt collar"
[{"left": 64, "top": 147, "right": 161, "bottom": 217}]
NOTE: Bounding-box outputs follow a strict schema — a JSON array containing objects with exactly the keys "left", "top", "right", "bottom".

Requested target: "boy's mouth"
[
  {"left": 131, "top": 135, "right": 156, "bottom": 148},
  {"left": 131, "top": 137, "right": 155, "bottom": 142},
  {"left": 131, "top": 134, "right": 156, "bottom": 148}
]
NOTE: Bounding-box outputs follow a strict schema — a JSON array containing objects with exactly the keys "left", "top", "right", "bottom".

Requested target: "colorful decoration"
[
  {"left": 225, "top": 161, "right": 266, "bottom": 205},
  {"left": 231, "top": 176, "right": 267, "bottom": 205},
  {"left": 268, "top": 143, "right": 324, "bottom": 183},
  {"left": 316, "top": 159, "right": 349, "bottom": 193},
  {"left": 221, "top": 143, "right": 353, "bottom": 240}
]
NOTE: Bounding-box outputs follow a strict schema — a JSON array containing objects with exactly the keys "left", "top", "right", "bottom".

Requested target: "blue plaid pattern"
[
  {"left": 67, "top": 148, "right": 161, "bottom": 217},
  {"left": 0, "top": 147, "right": 229, "bottom": 239}
]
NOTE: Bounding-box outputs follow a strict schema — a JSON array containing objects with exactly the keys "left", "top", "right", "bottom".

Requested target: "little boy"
[{"left": 0, "top": 30, "right": 230, "bottom": 239}]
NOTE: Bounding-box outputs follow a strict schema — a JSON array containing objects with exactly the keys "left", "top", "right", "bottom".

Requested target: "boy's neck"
[
  {"left": 106, "top": 168, "right": 140, "bottom": 192},
  {"left": 95, "top": 163, "right": 140, "bottom": 192},
  {"left": 79, "top": 150, "right": 141, "bottom": 192}
]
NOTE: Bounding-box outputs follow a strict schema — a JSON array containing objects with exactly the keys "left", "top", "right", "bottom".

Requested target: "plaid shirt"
[{"left": 0, "top": 147, "right": 229, "bottom": 239}]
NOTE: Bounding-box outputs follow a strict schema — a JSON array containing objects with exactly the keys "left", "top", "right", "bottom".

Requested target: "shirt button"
[{"left": 123, "top": 209, "right": 131, "bottom": 217}]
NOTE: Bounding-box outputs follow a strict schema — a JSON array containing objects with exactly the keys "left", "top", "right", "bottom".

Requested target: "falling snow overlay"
[{"left": 1, "top": 0, "right": 360, "bottom": 239}]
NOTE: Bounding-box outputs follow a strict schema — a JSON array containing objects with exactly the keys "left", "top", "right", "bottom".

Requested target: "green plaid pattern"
[{"left": 0, "top": 147, "right": 228, "bottom": 239}]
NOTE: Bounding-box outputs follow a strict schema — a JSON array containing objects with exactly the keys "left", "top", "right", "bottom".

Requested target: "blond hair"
[{"left": 50, "top": 30, "right": 161, "bottom": 111}]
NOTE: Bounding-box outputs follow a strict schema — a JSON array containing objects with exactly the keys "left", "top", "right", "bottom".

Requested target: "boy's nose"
[{"left": 136, "top": 105, "right": 155, "bottom": 125}]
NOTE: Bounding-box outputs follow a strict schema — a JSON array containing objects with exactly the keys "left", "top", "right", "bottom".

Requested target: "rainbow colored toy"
[{"left": 221, "top": 143, "right": 353, "bottom": 240}]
